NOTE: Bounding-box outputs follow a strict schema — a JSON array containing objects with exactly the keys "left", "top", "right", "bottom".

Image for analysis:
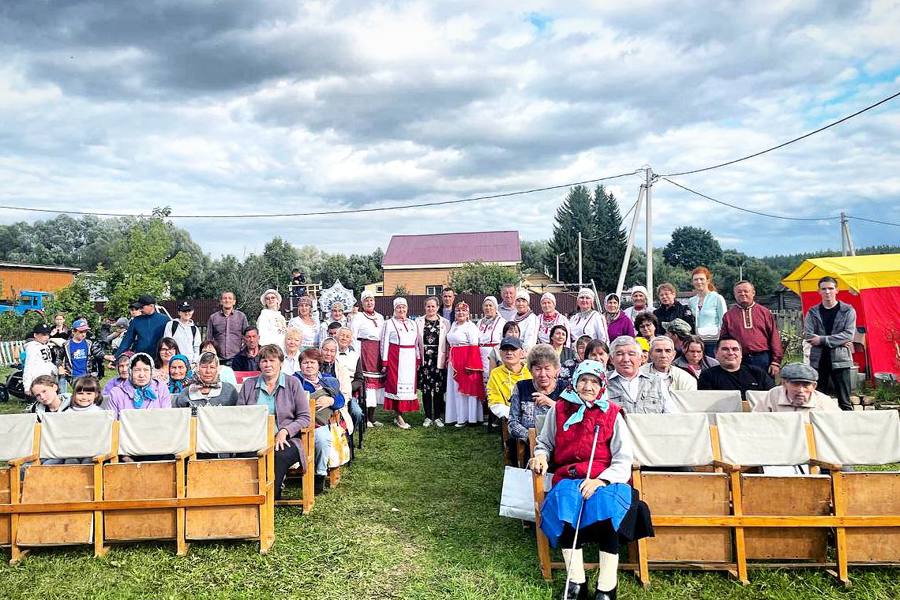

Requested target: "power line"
[
  {"left": 661, "top": 177, "right": 839, "bottom": 222},
  {"left": 660, "top": 89, "right": 900, "bottom": 177},
  {"left": 0, "top": 170, "right": 642, "bottom": 220},
  {"left": 847, "top": 215, "right": 900, "bottom": 228}
]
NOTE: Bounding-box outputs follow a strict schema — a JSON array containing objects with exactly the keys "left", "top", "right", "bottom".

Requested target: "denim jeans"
[
  {"left": 314, "top": 426, "right": 332, "bottom": 476},
  {"left": 745, "top": 351, "right": 771, "bottom": 373}
]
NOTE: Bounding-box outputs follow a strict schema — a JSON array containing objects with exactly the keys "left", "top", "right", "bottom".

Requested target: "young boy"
[
  {"left": 60, "top": 318, "right": 110, "bottom": 383},
  {"left": 531, "top": 360, "right": 653, "bottom": 600},
  {"left": 23, "top": 324, "right": 57, "bottom": 399}
]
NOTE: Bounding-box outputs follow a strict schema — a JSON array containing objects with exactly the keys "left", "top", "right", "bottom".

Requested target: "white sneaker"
[
  {"left": 366, "top": 420, "right": 376, "bottom": 428},
  {"left": 455, "top": 422, "right": 467, "bottom": 428},
  {"left": 434, "top": 418, "right": 444, "bottom": 428},
  {"left": 422, "top": 418, "right": 433, "bottom": 428},
  {"left": 372, "top": 420, "right": 384, "bottom": 428}
]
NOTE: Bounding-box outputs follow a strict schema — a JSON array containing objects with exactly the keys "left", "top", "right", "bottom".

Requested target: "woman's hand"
[
  {"left": 579, "top": 478, "right": 606, "bottom": 500},
  {"left": 529, "top": 455, "right": 548, "bottom": 475},
  {"left": 532, "top": 392, "right": 555, "bottom": 409},
  {"left": 315, "top": 396, "right": 334, "bottom": 410},
  {"left": 274, "top": 428, "right": 290, "bottom": 451}
]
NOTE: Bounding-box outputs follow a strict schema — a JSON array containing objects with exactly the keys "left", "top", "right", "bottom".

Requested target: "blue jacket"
[
  {"left": 295, "top": 373, "right": 345, "bottom": 427},
  {"left": 115, "top": 311, "right": 171, "bottom": 358}
]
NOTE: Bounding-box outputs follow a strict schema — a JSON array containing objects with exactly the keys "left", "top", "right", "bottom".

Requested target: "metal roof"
[{"left": 382, "top": 231, "right": 522, "bottom": 268}]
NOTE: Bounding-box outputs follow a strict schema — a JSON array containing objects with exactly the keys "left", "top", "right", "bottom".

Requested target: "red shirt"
[{"left": 720, "top": 303, "right": 783, "bottom": 365}]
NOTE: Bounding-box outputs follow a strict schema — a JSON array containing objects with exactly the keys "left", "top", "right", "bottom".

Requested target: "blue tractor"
[{"left": 0, "top": 290, "right": 52, "bottom": 316}]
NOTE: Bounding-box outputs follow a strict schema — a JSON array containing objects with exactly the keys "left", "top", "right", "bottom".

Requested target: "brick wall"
[{"left": 383, "top": 268, "right": 452, "bottom": 295}]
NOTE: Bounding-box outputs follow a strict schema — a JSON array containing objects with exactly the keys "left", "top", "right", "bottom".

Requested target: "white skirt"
[{"left": 444, "top": 363, "right": 484, "bottom": 424}]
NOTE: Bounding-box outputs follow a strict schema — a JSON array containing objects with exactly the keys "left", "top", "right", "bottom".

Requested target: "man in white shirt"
[
  {"left": 641, "top": 336, "right": 697, "bottom": 391},
  {"left": 164, "top": 301, "right": 202, "bottom": 364},
  {"left": 606, "top": 336, "right": 677, "bottom": 414}
]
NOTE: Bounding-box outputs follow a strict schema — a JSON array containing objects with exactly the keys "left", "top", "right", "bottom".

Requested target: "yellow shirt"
[{"left": 487, "top": 363, "right": 532, "bottom": 409}]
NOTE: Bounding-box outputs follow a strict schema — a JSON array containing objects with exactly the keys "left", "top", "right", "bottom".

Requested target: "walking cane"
[{"left": 562, "top": 423, "right": 602, "bottom": 599}]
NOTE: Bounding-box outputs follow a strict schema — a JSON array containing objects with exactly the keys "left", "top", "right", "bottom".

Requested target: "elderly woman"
[
  {"left": 508, "top": 344, "right": 567, "bottom": 443},
  {"left": 282, "top": 328, "right": 303, "bottom": 376},
  {"left": 155, "top": 337, "right": 179, "bottom": 383},
  {"left": 634, "top": 312, "right": 659, "bottom": 344},
  {"left": 174, "top": 351, "right": 239, "bottom": 414},
  {"left": 257, "top": 288, "right": 287, "bottom": 349},
  {"left": 569, "top": 288, "right": 609, "bottom": 345},
  {"left": 318, "top": 302, "right": 348, "bottom": 341},
  {"left": 350, "top": 290, "right": 385, "bottom": 427},
  {"left": 537, "top": 292, "right": 569, "bottom": 345},
  {"left": 167, "top": 354, "right": 192, "bottom": 396},
  {"left": 381, "top": 297, "right": 419, "bottom": 429},
  {"left": 103, "top": 352, "right": 133, "bottom": 398},
  {"left": 478, "top": 296, "right": 506, "bottom": 387},
  {"left": 530, "top": 361, "right": 653, "bottom": 600},
  {"left": 237, "top": 344, "right": 311, "bottom": 500},
  {"left": 688, "top": 266, "right": 728, "bottom": 357},
  {"left": 287, "top": 296, "right": 319, "bottom": 350},
  {"left": 604, "top": 293, "right": 636, "bottom": 341},
  {"left": 416, "top": 296, "right": 450, "bottom": 428},
  {"left": 199, "top": 340, "right": 237, "bottom": 387},
  {"left": 445, "top": 301, "right": 484, "bottom": 427},
  {"left": 107, "top": 353, "right": 172, "bottom": 419},
  {"left": 550, "top": 324, "right": 578, "bottom": 384},
  {"left": 293, "top": 348, "right": 345, "bottom": 494},
  {"left": 511, "top": 289, "right": 539, "bottom": 350},
  {"left": 624, "top": 285, "right": 653, "bottom": 321},
  {"left": 674, "top": 335, "right": 720, "bottom": 379}
]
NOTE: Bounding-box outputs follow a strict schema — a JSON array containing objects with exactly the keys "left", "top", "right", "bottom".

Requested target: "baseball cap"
[
  {"left": 128, "top": 301, "right": 142, "bottom": 311},
  {"left": 137, "top": 294, "right": 156, "bottom": 306},
  {"left": 177, "top": 301, "right": 193, "bottom": 312},
  {"left": 33, "top": 323, "right": 52, "bottom": 336},
  {"left": 72, "top": 318, "right": 90, "bottom": 331},
  {"left": 499, "top": 336, "right": 524, "bottom": 350}
]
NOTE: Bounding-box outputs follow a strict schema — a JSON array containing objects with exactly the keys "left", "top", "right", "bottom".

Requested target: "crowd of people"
[{"left": 17, "top": 268, "right": 858, "bottom": 597}]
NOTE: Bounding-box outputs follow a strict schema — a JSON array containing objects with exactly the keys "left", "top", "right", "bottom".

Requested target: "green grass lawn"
[{"left": 1, "top": 372, "right": 899, "bottom": 599}]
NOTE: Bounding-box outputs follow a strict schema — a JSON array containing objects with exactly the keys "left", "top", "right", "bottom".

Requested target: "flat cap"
[
  {"left": 780, "top": 362, "right": 819, "bottom": 383},
  {"left": 663, "top": 318, "right": 692, "bottom": 337}
]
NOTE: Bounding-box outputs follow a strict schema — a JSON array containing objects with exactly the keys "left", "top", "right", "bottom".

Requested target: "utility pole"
[
  {"left": 578, "top": 232, "right": 583, "bottom": 288},
  {"left": 841, "top": 212, "right": 856, "bottom": 256},
  {"left": 555, "top": 253, "right": 564, "bottom": 283},
  {"left": 645, "top": 167, "right": 654, "bottom": 298},
  {"left": 616, "top": 185, "right": 645, "bottom": 297}
]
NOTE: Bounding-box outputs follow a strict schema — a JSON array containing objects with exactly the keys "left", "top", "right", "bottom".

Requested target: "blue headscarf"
[
  {"left": 167, "top": 354, "right": 193, "bottom": 395},
  {"left": 559, "top": 359, "right": 610, "bottom": 431},
  {"left": 129, "top": 352, "right": 158, "bottom": 409}
]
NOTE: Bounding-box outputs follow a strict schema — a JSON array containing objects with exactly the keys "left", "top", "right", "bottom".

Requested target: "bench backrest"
[
  {"left": 118, "top": 408, "right": 192, "bottom": 456},
  {"left": 0, "top": 413, "right": 37, "bottom": 461},
  {"left": 196, "top": 405, "right": 269, "bottom": 454},
  {"left": 670, "top": 390, "right": 743, "bottom": 415},
  {"left": 716, "top": 412, "right": 809, "bottom": 467},
  {"left": 810, "top": 410, "right": 900, "bottom": 467},
  {"left": 40, "top": 411, "right": 115, "bottom": 459},
  {"left": 625, "top": 413, "right": 714, "bottom": 467}
]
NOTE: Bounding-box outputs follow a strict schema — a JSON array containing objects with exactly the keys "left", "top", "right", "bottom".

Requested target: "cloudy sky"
[{"left": 1, "top": 1, "right": 899, "bottom": 259}]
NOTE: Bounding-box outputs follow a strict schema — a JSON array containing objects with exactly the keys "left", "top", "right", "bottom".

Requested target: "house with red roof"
[{"left": 382, "top": 231, "right": 522, "bottom": 295}]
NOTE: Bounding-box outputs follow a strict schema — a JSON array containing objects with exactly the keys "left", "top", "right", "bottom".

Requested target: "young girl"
[
  {"left": 530, "top": 360, "right": 653, "bottom": 599},
  {"left": 66, "top": 376, "right": 103, "bottom": 412},
  {"left": 29, "top": 374, "right": 71, "bottom": 418}
]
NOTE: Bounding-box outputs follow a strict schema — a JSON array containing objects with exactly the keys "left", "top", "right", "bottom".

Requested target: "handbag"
[
  {"left": 500, "top": 465, "right": 551, "bottom": 522},
  {"left": 327, "top": 420, "right": 351, "bottom": 468}
]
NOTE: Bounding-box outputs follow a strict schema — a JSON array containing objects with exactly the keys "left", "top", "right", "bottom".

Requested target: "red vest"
[{"left": 551, "top": 401, "right": 620, "bottom": 485}]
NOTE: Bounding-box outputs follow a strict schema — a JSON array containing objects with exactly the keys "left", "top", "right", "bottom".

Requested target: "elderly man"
[
  {"left": 606, "top": 336, "right": 676, "bottom": 413},
  {"left": 231, "top": 327, "right": 261, "bottom": 372},
  {"left": 753, "top": 363, "right": 840, "bottom": 413},
  {"left": 720, "top": 280, "right": 783, "bottom": 377},
  {"left": 115, "top": 294, "right": 170, "bottom": 358},
  {"left": 698, "top": 336, "right": 775, "bottom": 399},
  {"left": 804, "top": 276, "right": 857, "bottom": 411},
  {"left": 654, "top": 282, "right": 695, "bottom": 333},
  {"left": 641, "top": 336, "right": 697, "bottom": 392},
  {"left": 206, "top": 291, "right": 249, "bottom": 363},
  {"left": 498, "top": 283, "right": 518, "bottom": 322}
]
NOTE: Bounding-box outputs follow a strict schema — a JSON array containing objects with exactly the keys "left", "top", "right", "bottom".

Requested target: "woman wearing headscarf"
[
  {"left": 568, "top": 288, "right": 609, "bottom": 345},
  {"left": 381, "top": 297, "right": 419, "bottom": 429},
  {"left": 350, "top": 290, "right": 385, "bottom": 427},
  {"left": 530, "top": 361, "right": 653, "bottom": 600},
  {"left": 107, "top": 352, "right": 172, "bottom": 419},
  {"left": 477, "top": 296, "right": 506, "bottom": 388},
  {"left": 623, "top": 285, "right": 653, "bottom": 322},
  {"left": 445, "top": 301, "right": 484, "bottom": 427},
  {"left": 511, "top": 289, "right": 539, "bottom": 351},
  {"left": 318, "top": 301, "right": 348, "bottom": 342},
  {"left": 416, "top": 296, "right": 450, "bottom": 428},
  {"left": 604, "top": 293, "right": 636, "bottom": 340},
  {"left": 174, "top": 351, "right": 239, "bottom": 414},
  {"left": 257, "top": 288, "right": 287, "bottom": 349},
  {"left": 537, "top": 292, "right": 569, "bottom": 346},
  {"left": 167, "top": 354, "right": 192, "bottom": 396},
  {"left": 287, "top": 296, "right": 319, "bottom": 350}
]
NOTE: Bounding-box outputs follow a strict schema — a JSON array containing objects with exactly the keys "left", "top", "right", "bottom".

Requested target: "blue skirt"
[{"left": 540, "top": 480, "right": 633, "bottom": 548}]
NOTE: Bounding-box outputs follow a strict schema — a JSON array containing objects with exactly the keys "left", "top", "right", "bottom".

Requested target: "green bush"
[{"left": 0, "top": 310, "right": 45, "bottom": 341}]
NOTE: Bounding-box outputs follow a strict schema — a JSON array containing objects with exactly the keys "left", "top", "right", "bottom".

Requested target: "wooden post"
[
  {"left": 831, "top": 470, "right": 850, "bottom": 586},
  {"left": 631, "top": 464, "right": 651, "bottom": 587},
  {"left": 528, "top": 428, "right": 553, "bottom": 581},
  {"left": 730, "top": 469, "right": 749, "bottom": 585},
  {"left": 176, "top": 418, "right": 196, "bottom": 556}
]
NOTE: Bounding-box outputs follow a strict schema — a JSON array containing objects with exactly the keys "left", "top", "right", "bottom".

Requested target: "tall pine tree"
[
  {"left": 549, "top": 185, "right": 594, "bottom": 284},
  {"left": 589, "top": 185, "right": 639, "bottom": 293}
]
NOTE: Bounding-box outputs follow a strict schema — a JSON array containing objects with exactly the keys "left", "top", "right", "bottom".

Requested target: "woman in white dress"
[
  {"left": 381, "top": 297, "right": 420, "bottom": 429},
  {"left": 350, "top": 291, "right": 385, "bottom": 427},
  {"left": 511, "top": 289, "right": 539, "bottom": 350},
  {"left": 287, "top": 296, "right": 319, "bottom": 350},
  {"left": 445, "top": 302, "right": 484, "bottom": 427},
  {"left": 477, "top": 296, "right": 506, "bottom": 388},
  {"left": 536, "top": 292, "right": 569, "bottom": 345},
  {"left": 257, "top": 289, "right": 287, "bottom": 350},
  {"left": 568, "top": 288, "right": 609, "bottom": 345}
]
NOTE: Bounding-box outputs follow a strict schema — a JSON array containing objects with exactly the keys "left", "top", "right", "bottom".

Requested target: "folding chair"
[
  {"left": 670, "top": 390, "right": 743, "bottom": 419},
  {"left": 744, "top": 390, "right": 767, "bottom": 412},
  {"left": 625, "top": 413, "right": 733, "bottom": 586},
  {"left": 276, "top": 396, "right": 316, "bottom": 512},
  {"left": 103, "top": 408, "right": 192, "bottom": 554},
  {"left": 14, "top": 411, "right": 116, "bottom": 559},
  {"left": 0, "top": 414, "right": 39, "bottom": 564},
  {"left": 188, "top": 405, "right": 275, "bottom": 553},
  {"left": 715, "top": 412, "right": 831, "bottom": 584},
  {"left": 810, "top": 410, "right": 900, "bottom": 585}
]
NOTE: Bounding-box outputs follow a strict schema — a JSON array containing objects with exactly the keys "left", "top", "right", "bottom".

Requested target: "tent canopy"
[{"left": 781, "top": 254, "right": 900, "bottom": 295}]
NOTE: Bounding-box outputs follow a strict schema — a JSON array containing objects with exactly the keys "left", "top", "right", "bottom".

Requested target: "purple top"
[
  {"left": 102, "top": 377, "right": 127, "bottom": 398},
  {"left": 606, "top": 312, "right": 637, "bottom": 340},
  {"left": 107, "top": 378, "right": 172, "bottom": 419}
]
